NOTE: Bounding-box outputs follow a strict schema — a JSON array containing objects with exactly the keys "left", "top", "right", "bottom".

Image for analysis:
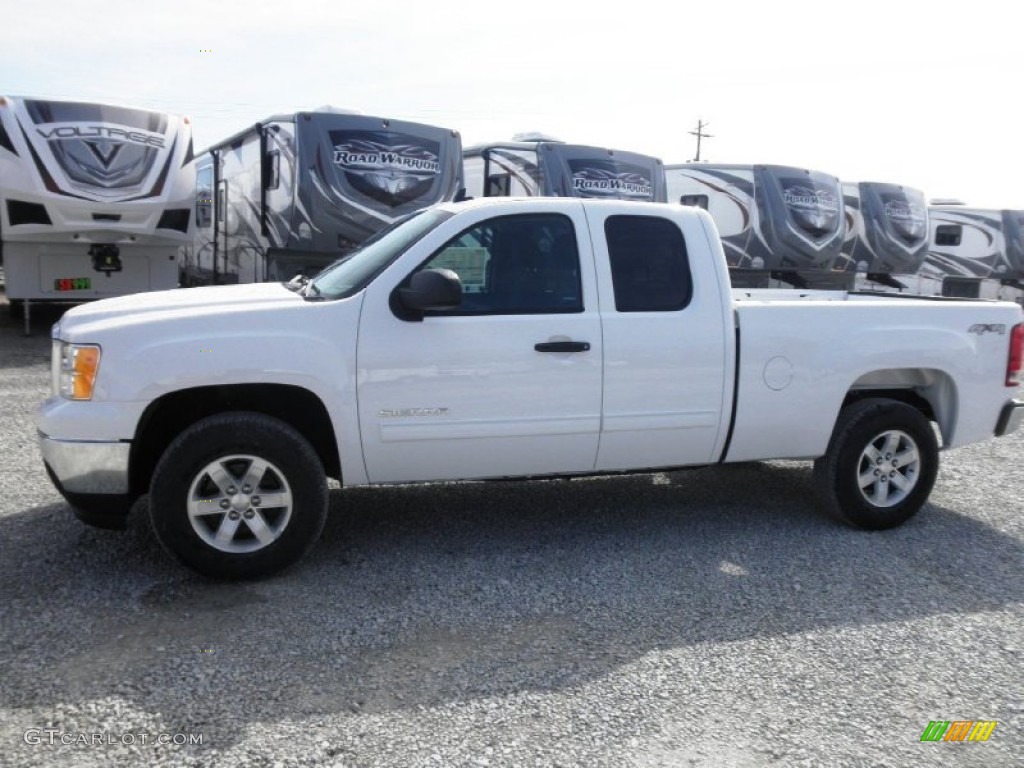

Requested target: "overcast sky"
[{"left": 5, "top": 0, "right": 1022, "bottom": 208}]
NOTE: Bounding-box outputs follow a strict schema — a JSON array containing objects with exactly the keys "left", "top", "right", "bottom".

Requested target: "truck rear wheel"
[
  {"left": 149, "top": 412, "right": 328, "bottom": 579},
  {"left": 814, "top": 398, "right": 938, "bottom": 530}
]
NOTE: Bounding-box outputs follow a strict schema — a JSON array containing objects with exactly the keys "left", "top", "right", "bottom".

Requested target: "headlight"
[{"left": 58, "top": 343, "right": 101, "bottom": 400}]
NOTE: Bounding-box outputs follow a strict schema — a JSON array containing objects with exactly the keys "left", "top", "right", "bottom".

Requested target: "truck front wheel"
[
  {"left": 149, "top": 412, "right": 328, "bottom": 579},
  {"left": 814, "top": 399, "right": 939, "bottom": 530}
]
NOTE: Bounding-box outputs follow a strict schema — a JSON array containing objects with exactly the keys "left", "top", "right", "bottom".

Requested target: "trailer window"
[
  {"left": 680, "top": 194, "right": 709, "bottom": 209},
  {"left": 410, "top": 213, "right": 582, "bottom": 314},
  {"left": 195, "top": 167, "right": 213, "bottom": 229},
  {"left": 264, "top": 150, "right": 280, "bottom": 190},
  {"left": 483, "top": 149, "right": 542, "bottom": 196},
  {"left": 463, "top": 155, "right": 485, "bottom": 199},
  {"left": 605, "top": 215, "right": 692, "bottom": 312},
  {"left": 934, "top": 224, "right": 962, "bottom": 247}
]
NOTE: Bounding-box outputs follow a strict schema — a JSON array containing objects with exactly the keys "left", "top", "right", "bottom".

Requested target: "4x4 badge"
[{"left": 968, "top": 324, "right": 1007, "bottom": 335}]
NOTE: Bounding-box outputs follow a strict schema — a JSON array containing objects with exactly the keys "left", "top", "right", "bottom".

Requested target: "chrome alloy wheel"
[
  {"left": 856, "top": 430, "right": 920, "bottom": 508},
  {"left": 186, "top": 455, "right": 293, "bottom": 554}
]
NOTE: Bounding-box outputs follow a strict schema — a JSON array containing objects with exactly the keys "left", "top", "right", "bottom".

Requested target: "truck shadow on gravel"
[{"left": 2, "top": 460, "right": 1021, "bottom": 753}]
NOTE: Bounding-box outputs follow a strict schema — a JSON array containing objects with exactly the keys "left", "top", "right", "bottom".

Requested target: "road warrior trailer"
[
  {"left": 181, "top": 110, "right": 463, "bottom": 286},
  {"left": 836, "top": 182, "right": 929, "bottom": 287},
  {"left": 0, "top": 96, "right": 195, "bottom": 330},
  {"left": 462, "top": 137, "right": 666, "bottom": 202},
  {"left": 665, "top": 163, "right": 846, "bottom": 288}
]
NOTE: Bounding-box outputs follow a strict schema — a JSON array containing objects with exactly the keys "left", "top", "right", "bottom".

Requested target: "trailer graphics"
[
  {"left": 329, "top": 131, "right": 442, "bottom": 207},
  {"left": 901, "top": 207, "right": 1024, "bottom": 302},
  {"left": 463, "top": 140, "right": 666, "bottom": 202},
  {"left": 568, "top": 160, "right": 654, "bottom": 200},
  {"left": 838, "top": 182, "right": 928, "bottom": 274},
  {"left": 9, "top": 99, "right": 180, "bottom": 202},
  {"left": 0, "top": 96, "right": 195, "bottom": 324},
  {"left": 925, "top": 208, "right": 1024, "bottom": 279},
  {"left": 180, "top": 111, "right": 462, "bottom": 287},
  {"left": 854, "top": 205, "right": 1024, "bottom": 303},
  {"left": 665, "top": 164, "right": 844, "bottom": 275}
]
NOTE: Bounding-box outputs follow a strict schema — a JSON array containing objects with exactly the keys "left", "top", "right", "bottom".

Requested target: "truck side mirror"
[{"left": 397, "top": 269, "right": 463, "bottom": 315}]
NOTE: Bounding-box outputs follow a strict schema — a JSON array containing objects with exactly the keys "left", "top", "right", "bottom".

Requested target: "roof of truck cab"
[{"left": 433, "top": 196, "right": 706, "bottom": 218}]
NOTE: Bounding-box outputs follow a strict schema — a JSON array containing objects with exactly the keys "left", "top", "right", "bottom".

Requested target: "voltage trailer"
[
  {"left": 180, "top": 109, "right": 463, "bottom": 286},
  {"left": 38, "top": 198, "right": 1024, "bottom": 578},
  {"left": 0, "top": 96, "right": 195, "bottom": 331},
  {"left": 462, "top": 137, "right": 666, "bottom": 202}
]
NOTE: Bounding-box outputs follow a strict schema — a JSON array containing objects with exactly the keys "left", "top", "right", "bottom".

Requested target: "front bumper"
[
  {"left": 995, "top": 400, "right": 1024, "bottom": 437},
  {"left": 39, "top": 433, "right": 131, "bottom": 494}
]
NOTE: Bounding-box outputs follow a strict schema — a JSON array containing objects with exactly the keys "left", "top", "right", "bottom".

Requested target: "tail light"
[{"left": 1008, "top": 323, "right": 1024, "bottom": 387}]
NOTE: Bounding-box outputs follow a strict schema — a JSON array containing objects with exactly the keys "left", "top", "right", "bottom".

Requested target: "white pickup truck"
[{"left": 38, "top": 198, "right": 1024, "bottom": 578}]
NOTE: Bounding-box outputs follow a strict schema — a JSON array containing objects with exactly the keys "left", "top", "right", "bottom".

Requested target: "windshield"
[{"left": 308, "top": 208, "right": 453, "bottom": 299}]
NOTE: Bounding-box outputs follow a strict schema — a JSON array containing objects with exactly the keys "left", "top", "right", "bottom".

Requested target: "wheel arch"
[
  {"left": 842, "top": 367, "right": 957, "bottom": 445},
  {"left": 130, "top": 383, "right": 341, "bottom": 495}
]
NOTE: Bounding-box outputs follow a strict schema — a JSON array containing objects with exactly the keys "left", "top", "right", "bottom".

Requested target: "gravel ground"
[{"left": 0, "top": 295, "right": 1021, "bottom": 767}]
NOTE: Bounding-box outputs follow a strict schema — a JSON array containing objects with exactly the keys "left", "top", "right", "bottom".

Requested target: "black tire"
[
  {"left": 814, "top": 398, "right": 939, "bottom": 530},
  {"left": 149, "top": 412, "right": 328, "bottom": 579},
  {"left": 45, "top": 464, "right": 135, "bottom": 529}
]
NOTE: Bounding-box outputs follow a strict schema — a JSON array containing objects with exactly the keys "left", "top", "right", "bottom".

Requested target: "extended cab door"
[
  {"left": 585, "top": 206, "right": 732, "bottom": 469},
  {"left": 356, "top": 203, "right": 603, "bottom": 483}
]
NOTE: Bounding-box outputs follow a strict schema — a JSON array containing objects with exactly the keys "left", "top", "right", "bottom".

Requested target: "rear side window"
[{"left": 605, "top": 215, "right": 692, "bottom": 312}]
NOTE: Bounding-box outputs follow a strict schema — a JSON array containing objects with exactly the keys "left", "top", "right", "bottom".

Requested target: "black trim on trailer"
[
  {"left": 182, "top": 136, "right": 194, "bottom": 167},
  {"left": 212, "top": 149, "right": 221, "bottom": 283},
  {"left": 258, "top": 123, "right": 268, "bottom": 238},
  {"left": 7, "top": 199, "right": 52, "bottom": 225},
  {"left": 0, "top": 117, "right": 16, "bottom": 155},
  {"left": 718, "top": 316, "right": 742, "bottom": 463},
  {"left": 156, "top": 208, "right": 190, "bottom": 233}
]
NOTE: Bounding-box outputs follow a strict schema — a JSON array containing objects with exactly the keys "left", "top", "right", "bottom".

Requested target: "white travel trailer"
[
  {"left": 665, "top": 163, "right": 845, "bottom": 287},
  {"left": 909, "top": 206, "right": 1024, "bottom": 303},
  {"left": 0, "top": 96, "right": 195, "bottom": 328},
  {"left": 837, "top": 182, "right": 929, "bottom": 285},
  {"left": 463, "top": 137, "right": 667, "bottom": 202},
  {"left": 180, "top": 110, "right": 463, "bottom": 286}
]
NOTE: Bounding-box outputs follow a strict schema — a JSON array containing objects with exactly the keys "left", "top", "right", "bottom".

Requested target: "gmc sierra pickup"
[{"left": 38, "top": 198, "right": 1024, "bottom": 578}]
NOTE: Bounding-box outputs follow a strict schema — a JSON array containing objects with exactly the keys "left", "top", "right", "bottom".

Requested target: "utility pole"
[{"left": 689, "top": 119, "right": 713, "bottom": 162}]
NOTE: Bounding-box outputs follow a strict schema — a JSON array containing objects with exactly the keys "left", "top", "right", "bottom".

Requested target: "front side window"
[
  {"left": 411, "top": 213, "right": 582, "bottom": 314},
  {"left": 605, "top": 215, "right": 692, "bottom": 312}
]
